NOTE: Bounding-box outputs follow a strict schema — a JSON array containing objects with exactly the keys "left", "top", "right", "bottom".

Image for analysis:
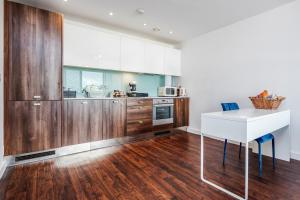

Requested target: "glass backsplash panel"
[{"left": 63, "top": 66, "right": 166, "bottom": 97}]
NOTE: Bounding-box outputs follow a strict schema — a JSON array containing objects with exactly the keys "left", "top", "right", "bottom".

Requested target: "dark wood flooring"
[{"left": 1, "top": 130, "right": 300, "bottom": 200}]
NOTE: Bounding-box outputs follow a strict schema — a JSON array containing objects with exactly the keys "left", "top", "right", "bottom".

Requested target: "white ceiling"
[{"left": 16, "top": 0, "right": 294, "bottom": 44}]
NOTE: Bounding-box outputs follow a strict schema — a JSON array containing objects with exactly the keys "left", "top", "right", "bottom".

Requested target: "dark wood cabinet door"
[
  {"left": 6, "top": 2, "right": 62, "bottom": 101},
  {"left": 174, "top": 98, "right": 190, "bottom": 128},
  {"left": 5, "top": 101, "right": 62, "bottom": 155},
  {"left": 63, "top": 100, "right": 103, "bottom": 146},
  {"left": 103, "top": 99, "right": 126, "bottom": 139}
]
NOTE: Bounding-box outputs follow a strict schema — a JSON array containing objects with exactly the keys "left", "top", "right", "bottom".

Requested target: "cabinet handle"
[
  {"left": 128, "top": 120, "right": 144, "bottom": 125},
  {"left": 81, "top": 101, "right": 88, "bottom": 105},
  {"left": 33, "top": 96, "right": 41, "bottom": 100},
  {"left": 112, "top": 100, "right": 119, "bottom": 104},
  {"left": 33, "top": 103, "right": 41, "bottom": 106},
  {"left": 181, "top": 99, "right": 184, "bottom": 102}
]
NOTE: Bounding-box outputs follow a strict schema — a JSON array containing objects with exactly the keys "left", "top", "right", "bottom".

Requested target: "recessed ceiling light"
[
  {"left": 109, "top": 12, "right": 114, "bottom": 16},
  {"left": 64, "top": 0, "right": 68, "bottom": 2},
  {"left": 169, "top": 31, "right": 174, "bottom": 34},
  {"left": 143, "top": 23, "right": 147, "bottom": 26}
]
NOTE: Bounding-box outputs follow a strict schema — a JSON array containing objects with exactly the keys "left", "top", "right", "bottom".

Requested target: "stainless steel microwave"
[{"left": 158, "top": 87, "right": 177, "bottom": 97}]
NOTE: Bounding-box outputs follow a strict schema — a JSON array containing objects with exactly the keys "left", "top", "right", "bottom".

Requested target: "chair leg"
[
  {"left": 258, "top": 143, "right": 262, "bottom": 177},
  {"left": 272, "top": 138, "right": 275, "bottom": 170},
  {"left": 223, "top": 139, "right": 228, "bottom": 165},
  {"left": 239, "top": 142, "right": 242, "bottom": 159}
]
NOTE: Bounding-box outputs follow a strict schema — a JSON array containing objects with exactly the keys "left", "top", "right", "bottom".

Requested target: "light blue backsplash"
[{"left": 63, "top": 66, "right": 166, "bottom": 97}]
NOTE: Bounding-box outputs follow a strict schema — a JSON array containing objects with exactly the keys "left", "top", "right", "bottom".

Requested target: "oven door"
[{"left": 153, "top": 104, "right": 174, "bottom": 126}]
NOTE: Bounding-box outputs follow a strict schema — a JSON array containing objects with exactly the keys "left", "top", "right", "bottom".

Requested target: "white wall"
[
  {"left": 0, "top": 0, "right": 5, "bottom": 176},
  {"left": 181, "top": 0, "right": 300, "bottom": 160}
]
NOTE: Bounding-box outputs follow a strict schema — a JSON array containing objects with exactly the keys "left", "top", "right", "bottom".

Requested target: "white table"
[{"left": 200, "top": 108, "right": 290, "bottom": 200}]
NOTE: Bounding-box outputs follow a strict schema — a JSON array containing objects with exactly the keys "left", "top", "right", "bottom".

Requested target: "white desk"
[{"left": 200, "top": 108, "right": 290, "bottom": 200}]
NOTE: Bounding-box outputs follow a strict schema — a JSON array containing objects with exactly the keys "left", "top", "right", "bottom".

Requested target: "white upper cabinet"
[
  {"left": 64, "top": 21, "right": 121, "bottom": 70},
  {"left": 121, "top": 37, "right": 145, "bottom": 73},
  {"left": 164, "top": 47, "right": 181, "bottom": 76},
  {"left": 64, "top": 20, "right": 182, "bottom": 76},
  {"left": 144, "top": 42, "right": 164, "bottom": 74}
]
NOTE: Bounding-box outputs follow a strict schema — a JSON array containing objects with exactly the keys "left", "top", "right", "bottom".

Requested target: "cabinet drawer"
[
  {"left": 127, "top": 105, "right": 152, "bottom": 119},
  {"left": 127, "top": 99, "right": 152, "bottom": 107},
  {"left": 127, "top": 119, "right": 153, "bottom": 136}
]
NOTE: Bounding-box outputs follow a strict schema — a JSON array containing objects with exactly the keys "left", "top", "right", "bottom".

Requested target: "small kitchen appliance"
[
  {"left": 177, "top": 87, "right": 187, "bottom": 97},
  {"left": 153, "top": 98, "right": 174, "bottom": 126},
  {"left": 158, "top": 86, "right": 177, "bottom": 97}
]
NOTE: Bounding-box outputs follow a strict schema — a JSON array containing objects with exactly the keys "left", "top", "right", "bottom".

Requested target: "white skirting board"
[
  {"left": 291, "top": 151, "right": 300, "bottom": 160},
  {"left": 187, "top": 126, "right": 293, "bottom": 161},
  {"left": 0, "top": 158, "right": 9, "bottom": 180}
]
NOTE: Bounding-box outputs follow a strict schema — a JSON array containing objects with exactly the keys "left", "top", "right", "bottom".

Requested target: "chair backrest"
[{"left": 221, "top": 103, "right": 240, "bottom": 111}]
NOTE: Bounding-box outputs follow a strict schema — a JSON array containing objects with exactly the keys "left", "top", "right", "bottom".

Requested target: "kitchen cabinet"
[
  {"left": 174, "top": 98, "right": 189, "bottom": 128},
  {"left": 164, "top": 47, "right": 181, "bottom": 76},
  {"left": 62, "top": 100, "right": 103, "bottom": 146},
  {"left": 5, "top": 101, "right": 62, "bottom": 155},
  {"left": 103, "top": 99, "right": 127, "bottom": 139},
  {"left": 127, "top": 99, "right": 153, "bottom": 135},
  {"left": 6, "top": 1, "right": 63, "bottom": 101},
  {"left": 121, "top": 37, "right": 145, "bottom": 73},
  {"left": 144, "top": 42, "right": 164, "bottom": 74},
  {"left": 64, "top": 21, "right": 121, "bottom": 70}
]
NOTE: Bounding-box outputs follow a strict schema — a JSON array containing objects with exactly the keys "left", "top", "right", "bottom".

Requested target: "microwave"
[{"left": 158, "top": 87, "right": 177, "bottom": 97}]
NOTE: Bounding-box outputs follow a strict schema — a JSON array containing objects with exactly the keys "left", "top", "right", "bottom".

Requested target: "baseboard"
[
  {"left": 187, "top": 127, "right": 201, "bottom": 135},
  {"left": 291, "top": 151, "right": 300, "bottom": 161},
  {"left": 0, "top": 158, "right": 9, "bottom": 180}
]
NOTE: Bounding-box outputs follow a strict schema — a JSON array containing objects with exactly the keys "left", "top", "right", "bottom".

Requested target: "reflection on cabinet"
[
  {"left": 121, "top": 37, "right": 145, "bottom": 73},
  {"left": 6, "top": 1, "right": 63, "bottom": 101},
  {"left": 174, "top": 98, "right": 189, "bottom": 128},
  {"left": 64, "top": 21, "right": 121, "bottom": 70},
  {"left": 62, "top": 100, "right": 103, "bottom": 146},
  {"left": 5, "top": 101, "right": 62, "bottom": 155},
  {"left": 103, "top": 99, "right": 127, "bottom": 139},
  {"left": 164, "top": 48, "right": 181, "bottom": 76},
  {"left": 145, "top": 43, "right": 164, "bottom": 74}
]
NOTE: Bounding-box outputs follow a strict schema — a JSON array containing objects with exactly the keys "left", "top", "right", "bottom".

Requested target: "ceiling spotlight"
[
  {"left": 143, "top": 23, "right": 147, "bottom": 26},
  {"left": 136, "top": 8, "right": 145, "bottom": 15},
  {"left": 109, "top": 12, "right": 114, "bottom": 16},
  {"left": 64, "top": 0, "right": 68, "bottom": 2},
  {"left": 169, "top": 31, "right": 173, "bottom": 34}
]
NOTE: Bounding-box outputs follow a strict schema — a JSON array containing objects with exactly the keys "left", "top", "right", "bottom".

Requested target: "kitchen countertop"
[{"left": 63, "top": 96, "right": 189, "bottom": 100}]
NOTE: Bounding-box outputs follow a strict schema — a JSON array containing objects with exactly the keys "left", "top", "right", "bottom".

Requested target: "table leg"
[
  {"left": 200, "top": 133, "right": 249, "bottom": 200},
  {"left": 245, "top": 142, "right": 249, "bottom": 199}
]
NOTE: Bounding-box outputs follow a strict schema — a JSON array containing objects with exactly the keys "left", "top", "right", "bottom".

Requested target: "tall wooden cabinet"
[
  {"left": 4, "top": 1, "right": 63, "bottom": 155},
  {"left": 174, "top": 98, "right": 190, "bottom": 128}
]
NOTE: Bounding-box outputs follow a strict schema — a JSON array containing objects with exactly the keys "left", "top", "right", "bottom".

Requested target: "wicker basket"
[{"left": 249, "top": 97, "right": 285, "bottom": 109}]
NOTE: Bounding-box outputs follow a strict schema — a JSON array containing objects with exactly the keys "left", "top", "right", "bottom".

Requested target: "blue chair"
[{"left": 221, "top": 102, "right": 275, "bottom": 177}]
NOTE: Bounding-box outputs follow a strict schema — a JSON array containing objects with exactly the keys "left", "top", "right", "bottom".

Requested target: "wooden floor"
[{"left": 1, "top": 130, "right": 300, "bottom": 200}]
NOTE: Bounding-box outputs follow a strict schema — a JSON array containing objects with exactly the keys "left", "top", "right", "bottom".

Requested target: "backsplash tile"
[{"left": 63, "top": 66, "right": 166, "bottom": 97}]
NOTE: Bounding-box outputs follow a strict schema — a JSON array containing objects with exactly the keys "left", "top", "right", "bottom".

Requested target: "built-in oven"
[{"left": 153, "top": 98, "right": 174, "bottom": 126}]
